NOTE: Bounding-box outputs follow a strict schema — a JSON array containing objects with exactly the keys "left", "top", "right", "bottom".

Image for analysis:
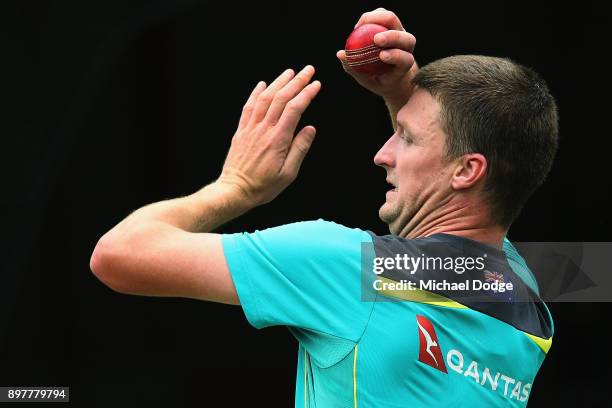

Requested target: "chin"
[{"left": 378, "top": 205, "right": 396, "bottom": 228}]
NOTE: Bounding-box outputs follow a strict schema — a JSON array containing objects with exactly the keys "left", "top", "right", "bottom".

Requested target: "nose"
[{"left": 373, "top": 133, "right": 397, "bottom": 168}]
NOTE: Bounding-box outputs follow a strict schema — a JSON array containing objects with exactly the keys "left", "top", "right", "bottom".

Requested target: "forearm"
[
  {"left": 384, "top": 62, "right": 419, "bottom": 130},
  {"left": 108, "top": 181, "right": 251, "bottom": 238},
  {"left": 90, "top": 181, "right": 249, "bottom": 299}
]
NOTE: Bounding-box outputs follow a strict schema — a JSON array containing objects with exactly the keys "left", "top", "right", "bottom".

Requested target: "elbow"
[
  {"left": 89, "top": 236, "right": 109, "bottom": 286},
  {"left": 90, "top": 233, "right": 133, "bottom": 294}
]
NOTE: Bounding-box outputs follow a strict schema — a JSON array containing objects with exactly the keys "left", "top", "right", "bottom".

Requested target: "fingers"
[
  {"left": 379, "top": 49, "right": 415, "bottom": 71},
  {"left": 281, "top": 125, "right": 316, "bottom": 180},
  {"left": 337, "top": 31, "right": 416, "bottom": 73},
  {"left": 338, "top": 9, "right": 416, "bottom": 75},
  {"left": 336, "top": 50, "right": 350, "bottom": 71},
  {"left": 355, "top": 8, "right": 404, "bottom": 30},
  {"left": 275, "top": 80, "right": 321, "bottom": 137},
  {"left": 244, "top": 66, "right": 320, "bottom": 131},
  {"left": 238, "top": 81, "right": 267, "bottom": 130},
  {"left": 374, "top": 30, "right": 416, "bottom": 53},
  {"left": 249, "top": 69, "right": 295, "bottom": 125},
  {"left": 264, "top": 65, "right": 316, "bottom": 126}
]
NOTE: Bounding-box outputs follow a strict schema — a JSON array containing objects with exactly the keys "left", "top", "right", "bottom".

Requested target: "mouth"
[{"left": 386, "top": 179, "right": 398, "bottom": 192}]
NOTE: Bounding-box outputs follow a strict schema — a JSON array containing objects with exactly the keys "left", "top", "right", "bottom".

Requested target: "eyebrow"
[{"left": 397, "top": 120, "right": 416, "bottom": 139}]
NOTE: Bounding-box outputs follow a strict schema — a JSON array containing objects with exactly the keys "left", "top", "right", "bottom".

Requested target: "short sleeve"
[{"left": 221, "top": 219, "right": 375, "bottom": 344}]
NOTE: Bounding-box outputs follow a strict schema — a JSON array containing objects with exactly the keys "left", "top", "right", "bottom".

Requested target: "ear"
[{"left": 451, "top": 153, "right": 487, "bottom": 190}]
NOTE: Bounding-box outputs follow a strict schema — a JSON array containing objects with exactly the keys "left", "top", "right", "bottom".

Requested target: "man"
[{"left": 90, "top": 8, "right": 556, "bottom": 407}]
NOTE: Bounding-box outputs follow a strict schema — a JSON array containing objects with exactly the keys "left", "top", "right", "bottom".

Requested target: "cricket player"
[{"left": 90, "top": 8, "right": 557, "bottom": 407}]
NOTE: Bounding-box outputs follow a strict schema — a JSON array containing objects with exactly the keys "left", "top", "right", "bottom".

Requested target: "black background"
[{"left": 2, "top": 0, "right": 609, "bottom": 406}]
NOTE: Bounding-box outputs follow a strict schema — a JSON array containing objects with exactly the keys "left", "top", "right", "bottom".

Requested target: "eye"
[{"left": 401, "top": 132, "right": 413, "bottom": 143}]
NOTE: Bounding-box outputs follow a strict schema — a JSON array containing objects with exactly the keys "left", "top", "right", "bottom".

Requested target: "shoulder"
[
  {"left": 258, "top": 218, "right": 370, "bottom": 238},
  {"left": 224, "top": 218, "right": 373, "bottom": 252}
]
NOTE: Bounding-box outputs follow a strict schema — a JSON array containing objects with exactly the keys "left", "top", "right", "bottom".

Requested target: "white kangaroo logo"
[{"left": 417, "top": 321, "right": 439, "bottom": 367}]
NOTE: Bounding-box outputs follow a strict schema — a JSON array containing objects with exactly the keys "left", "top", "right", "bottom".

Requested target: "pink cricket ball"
[{"left": 344, "top": 23, "right": 391, "bottom": 75}]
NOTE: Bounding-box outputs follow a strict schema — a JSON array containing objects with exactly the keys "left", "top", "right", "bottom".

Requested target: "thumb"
[{"left": 282, "top": 126, "right": 317, "bottom": 179}]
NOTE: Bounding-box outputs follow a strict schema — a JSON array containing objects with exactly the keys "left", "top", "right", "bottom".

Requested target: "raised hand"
[
  {"left": 337, "top": 8, "right": 417, "bottom": 107},
  {"left": 218, "top": 66, "right": 321, "bottom": 207}
]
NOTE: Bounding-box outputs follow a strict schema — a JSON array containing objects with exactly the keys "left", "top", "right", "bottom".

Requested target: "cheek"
[
  {"left": 397, "top": 150, "right": 438, "bottom": 186},
  {"left": 397, "top": 154, "right": 450, "bottom": 202}
]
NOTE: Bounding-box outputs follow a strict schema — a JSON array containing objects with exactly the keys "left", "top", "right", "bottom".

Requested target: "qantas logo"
[
  {"left": 415, "top": 314, "right": 533, "bottom": 403},
  {"left": 416, "top": 315, "right": 447, "bottom": 373}
]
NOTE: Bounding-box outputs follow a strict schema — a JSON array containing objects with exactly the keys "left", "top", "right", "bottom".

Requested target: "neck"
[{"left": 397, "top": 194, "right": 507, "bottom": 249}]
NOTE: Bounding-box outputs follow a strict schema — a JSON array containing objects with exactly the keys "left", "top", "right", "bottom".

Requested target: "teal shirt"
[{"left": 222, "top": 219, "right": 553, "bottom": 407}]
